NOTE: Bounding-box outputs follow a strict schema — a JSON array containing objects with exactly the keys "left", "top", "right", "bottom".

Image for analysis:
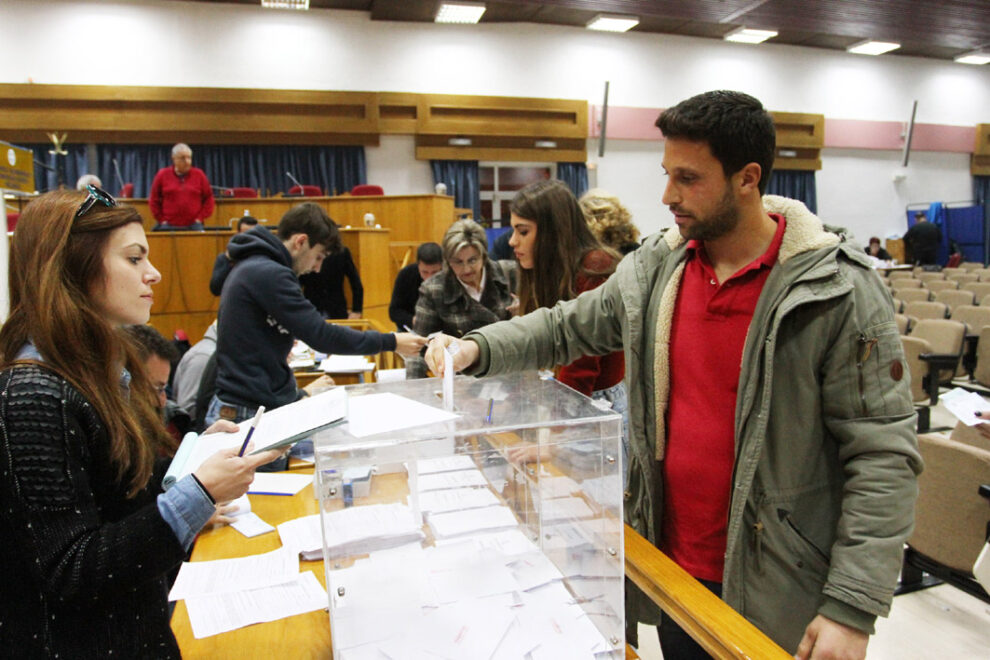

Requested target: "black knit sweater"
[{"left": 0, "top": 365, "right": 186, "bottom": 659}]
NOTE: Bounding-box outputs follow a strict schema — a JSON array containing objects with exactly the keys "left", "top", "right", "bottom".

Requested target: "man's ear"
[
  {"left": 291, "top": 233, "right": 309, "bottom": 252},
  {"left": 737, "top": 162, "right": 763, "bottom": 195}
]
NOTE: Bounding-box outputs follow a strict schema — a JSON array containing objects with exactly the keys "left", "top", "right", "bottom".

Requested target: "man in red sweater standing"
[{"left": 150, "top": 143, "right": 214, "bottom": 231}]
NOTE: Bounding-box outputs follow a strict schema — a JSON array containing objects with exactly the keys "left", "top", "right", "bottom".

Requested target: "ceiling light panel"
[
  {"left": 724, "top": 27, "right": 778, "bottom": 44},
  {"left": 436, "top": 2, "right": 486, "bottom": 24},
  {"left": 260, "top": 0, "right": 309, "bottom": 9},
  {"left": 586, "top": 14, "right": 640, "bottom": 33},
  {"left": 847, "top": 40, "right": 901, "bottom": 55},
  {"left": 954, "top": 52, "right": 990, "bottom": 65}
]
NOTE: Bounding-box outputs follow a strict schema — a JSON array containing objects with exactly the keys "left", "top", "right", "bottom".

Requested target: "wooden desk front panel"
[
  {"left": 148, "top": 231, "right": 229, "bottom": 342},
  {"left": 340, "top": 228, "right": 391, "bottom": 328}
]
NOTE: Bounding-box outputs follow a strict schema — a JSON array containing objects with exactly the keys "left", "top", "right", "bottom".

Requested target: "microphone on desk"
[
  {"left": 285, "top": 171, "right": 305, "bottom": 196},
  {"left": 112, "top": 158, "right": 125, "bottom": 190}
]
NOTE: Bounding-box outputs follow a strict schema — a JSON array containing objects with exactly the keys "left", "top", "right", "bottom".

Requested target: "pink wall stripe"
[{"left": 590, "top": 105, "right": 976, "bottom": 153}]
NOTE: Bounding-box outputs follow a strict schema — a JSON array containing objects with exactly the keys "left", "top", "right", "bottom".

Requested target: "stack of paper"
[
  {"left": 426, "top": 505, "right": 519, "bottom": 539},
  {"left": 416, "top": 469, "right": 489, "bottom": 493},
  {"left": 415, "top": 487, "right": 500, "bottom": 515},
  {"left": 278, "top": 503, "right": 424, "bottom": 561}
]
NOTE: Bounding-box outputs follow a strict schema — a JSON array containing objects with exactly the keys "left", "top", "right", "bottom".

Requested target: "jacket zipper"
[
  {"left": 856, "top": 333, "right": 878, "bottom": 417},
  {"left": 784, "top": 515, "right": 830, "bottom": 564},
  {"left": 752, "top": 520, "right": 764, "bottom": 574}
]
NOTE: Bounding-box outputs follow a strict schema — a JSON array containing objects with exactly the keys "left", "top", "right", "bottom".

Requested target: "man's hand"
[
  {"left": 393, "top": 332, "right": 429, "bottom": 357},
  {"left": 303, "top": 374, "right": 335, "bottom": 396},
  {"left": 794, "top": 615, "right": 868, "bottom": 660},
  {"left": 207, "top": 501, "right": 241, "bottom": 526},
  {"left": 424, "top": 334, "right": 480, "bottom": 376}
]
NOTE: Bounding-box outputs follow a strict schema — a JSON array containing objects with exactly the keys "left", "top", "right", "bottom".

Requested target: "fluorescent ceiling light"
[
  {"left": 260, "top": 0, "right": 309, "bottom": 9},
  {"left": 954, "top": 51, "right": 990, "bottom": 65},
  {"left": 586, "top": 14, "right": 639, "bottom": 33},
  {"left": 448, "top": 137, "right": 472, "bottom": 146},
  {"left": 724, "top": 27, "right": 778, "bottom": 44},
  {"left": 436, "top": 2, "right": 486, "bottom": 24},
  {"left": 847, "top": 40, "right": 900, "bottom": 55}
]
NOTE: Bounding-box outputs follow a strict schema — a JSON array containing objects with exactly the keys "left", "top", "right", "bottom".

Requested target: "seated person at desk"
[
  {"left": 209, "top": 215, "right": 258, "bottom": 295},
  {"left": 0, "top": 188, "right": 281, "bottom": 658},
  {"left": 865, "top": 236, "right": 891, "bottom": 261},
  {"left": 299, "top": 222, "right": 364, "bottom": 319},
  {"left": 150, "top": 142, "right": 214, "bottom": 231},
  {"left": 389, "top": 241, "right": 443, "bottom": 331},
  {"left": 405, "top": 220, "right": 517, "bottom": 379},
  {"left": 207, "top": 203, "right": 426, "bottom": 463},
  {"left": 122, "top": 323, "right": 188, "bottom": 447}
]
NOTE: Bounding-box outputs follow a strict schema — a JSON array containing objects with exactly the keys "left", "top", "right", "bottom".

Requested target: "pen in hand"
[{"left": 237, "top": 406, "right": 266, "bottom": 457}]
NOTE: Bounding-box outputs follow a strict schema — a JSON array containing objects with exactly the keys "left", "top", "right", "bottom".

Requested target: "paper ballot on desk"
[
  {"left": 320, "top": 354, "right": 375, "bottom": 373},
  {"left": 162, "top": 388, "right": 348, "bottom": 488},
  {"left": 278, "top": 503, "right": 424, "bottom": 560}
]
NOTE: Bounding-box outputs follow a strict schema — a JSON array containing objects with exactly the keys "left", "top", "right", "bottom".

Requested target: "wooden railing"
[{"left": 624, "top": 524, "right": 791, "bottom": 659}]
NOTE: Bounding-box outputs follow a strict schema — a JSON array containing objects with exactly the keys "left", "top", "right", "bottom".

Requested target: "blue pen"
[
  {"left": 485, "top": 398, "right": 494, "bottom": 424},
  {"left": 237, "top": 406, "right": 266, "bottom": 457}
]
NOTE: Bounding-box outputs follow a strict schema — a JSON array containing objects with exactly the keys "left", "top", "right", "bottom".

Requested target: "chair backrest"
[
  {"left": 894, "top": 288, "right": 931, "bottom": 304},
  {"left": 916, "top": 272, "right": 946, "bottom": 283},
  {"left": 909, "top": 429, "right": 990, "bottom": 573},
  {"left": 289, "top": 185, "right": 323, "bottom": 196},
  {"left": 888, "top": 270, "right": 915, "bottom": 281},
  {"left": 903, "top": 301, "right": 949, "bottom": 320},
  {"left": 229, "top": 187, "right": 259, "bottom": 198},
  {"left": 975, "top": 269, "right": 990, "bottom": 282},
  {"left": 891, "top": 278, "right": 923, "bottom": 289},
  {"left": 911, "top": 318, "right": 966, "bottom": 355},
  {"left": 925, "top": 280, "right": 957, "bottom": 293},
  {"left": 948, "top": 272, "right": 980, "bottom": 285},
  {"left": 350, "top": 184, "right": 384, "bottom": 196},
  {"left": 934, "top": 289, "right": 976, "bottom": 313},
  {"left": 960, "top": 261, "right": 984, "bottom": 272},
  {"left": 941, "top": 267, "right": 962, "bottom": 275},
  {"left": 962, "top": 282, "right": 990, "bottom": 302},
  {"left": 893, "top": 313, "right": 911, "bottom": 334},
  {"left": 899, "top": 335, "right": 931, "bottom": 403},
  {"left": 950, "top": 305, "right": 990, "bottom": 335},
  {"left": 6, "top": 212, "right": 19, "bottom": 232},
  {"left": 119, "top": 182, "right": 135, "bottom": 198}
]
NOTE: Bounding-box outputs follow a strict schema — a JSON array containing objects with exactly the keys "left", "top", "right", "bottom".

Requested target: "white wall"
[{"left": 2, "top": 0, "right": 988, "bottom": 241}]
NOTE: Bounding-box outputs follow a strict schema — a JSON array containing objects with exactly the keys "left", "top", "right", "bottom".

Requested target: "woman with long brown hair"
[
  {"left": 0, "top": 188, "right": 280, "bottom": 657},
  {"left": 508, "top": 179, "right": 629, "bottom": 480}
]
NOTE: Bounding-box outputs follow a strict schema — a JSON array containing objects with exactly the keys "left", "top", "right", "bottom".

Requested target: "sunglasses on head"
[{"left": 76, "top": 185, "right": 118, "bottom": 218}]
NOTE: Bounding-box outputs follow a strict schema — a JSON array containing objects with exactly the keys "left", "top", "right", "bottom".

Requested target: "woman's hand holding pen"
[
  {"left": 194, "top": 445, "right": 284, "bottom": 504},
  {"left": 424, "top": 334, "right": 480, "bottom": 376},
  {"left": 393, "top": 332, "right": 429, "bottom": 357}
]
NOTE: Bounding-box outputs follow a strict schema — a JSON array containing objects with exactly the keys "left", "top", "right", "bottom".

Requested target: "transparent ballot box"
[{"left": 313, "top": 372, "right": 625, "bottom": 659}]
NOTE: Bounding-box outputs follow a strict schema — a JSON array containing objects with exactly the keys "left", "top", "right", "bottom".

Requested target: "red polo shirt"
[{"left": 661, "top": 214, "right": 786, "bottom": 583}]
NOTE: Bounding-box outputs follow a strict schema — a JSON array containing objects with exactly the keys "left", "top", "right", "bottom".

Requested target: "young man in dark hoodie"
[{"left": 206, "top": 203, "right": 426, "bottom": 454}]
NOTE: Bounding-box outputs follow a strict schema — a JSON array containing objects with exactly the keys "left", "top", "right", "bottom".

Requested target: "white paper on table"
[
  {"left": 427, "top": 558, "right": 517, "bottom": 603},
  {"left": 414, "top": 455, "right": 477, "bottom": 474},
  {"left": 331, "top": 604, "right": 423, "bottom": 650},
  {"left": 248, "top": 472, "right": 313, "bottom": 495},
  {"left": 230, "top": 512, "right": 276, "bottom": 538},
  {"left": 168, "top": 548, "right": 298, "bottom": 601},
  {"left": 427, "top": 504, "right": 518, "bottom": 539},
  {"left": 329, "top": 558, "right": 437, "bottom": 612},
  {"left": 320, "top": 354, "right": 375, "bottom": 373},
  {"left": 346, "top": 392, "right": 459, "bottom": 438},
  {"left": 507, "top": 551, "right": 565, "bottom": 591},
  {"left": 538, "top": 495, "right": 597, "bottom": 523},
  {"left": 414, "top": 600, "right": 515, "bottom": 660},
  {"left": 940, "top": 387, "right": 990, "bottom": 425},
  {"left": 416, "top": 469, "right": 488, "bottom": 492},
  {"left": 185, "top": 571, "right": 327, "bottom": 639},
  {"left": 276, "top": 513, "right": 322, "bottom": 558},
  {"left": 416, "top": 487, "right": 500, "bottom": 514},
  {"left": 442, "top": 347, "right": 454, "bottom": 411}
]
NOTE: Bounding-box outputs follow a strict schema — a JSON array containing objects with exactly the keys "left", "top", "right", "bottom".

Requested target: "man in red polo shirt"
[
  {"left": 424, "top": 91, "right": 921, "bottom": 660},
  {"left": 149, "top": 142, "right": 214, "bottom": 231}
]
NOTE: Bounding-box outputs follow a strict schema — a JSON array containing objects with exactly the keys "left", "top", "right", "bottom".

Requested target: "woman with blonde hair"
[
  {"left": 405, "top": 218, "right": 517, "bottom": 378},
  {"left": 0, "top": 187, "right": 280, "bottom": 657},
  {"left": 579, "top": 187, "right": 641, "bottom": 255}
]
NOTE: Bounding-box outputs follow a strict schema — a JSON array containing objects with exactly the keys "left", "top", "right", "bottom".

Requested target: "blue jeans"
[
  {"left": 204, "top": 394, "right": 288, "bottom": 472},
  {"left": 591, "top": 380, "right": 630, "bottom": 489}
]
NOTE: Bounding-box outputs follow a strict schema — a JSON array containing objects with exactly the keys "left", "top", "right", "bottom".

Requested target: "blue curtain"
[
  {"left": 431, "top": 160, "right": 480, "bottom": 220},
  {"left": 766, "top": 170, "right": 817, "bottom": 213},
  {"left": 556, "top": 162, "right": 589, "bottom": 198},
  {"left": 96, "top": 144, "right": 366, "bottom": 199},
  {"left": 26, "top": 144, "right": 88, "bottom": 193}
]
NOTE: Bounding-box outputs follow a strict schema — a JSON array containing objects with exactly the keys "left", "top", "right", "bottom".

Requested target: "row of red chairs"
[{"left": 214, "top": 184, "right": 385, "bottom": 198}]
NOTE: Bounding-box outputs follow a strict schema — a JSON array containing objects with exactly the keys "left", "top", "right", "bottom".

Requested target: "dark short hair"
[
  {"left": 237, "top": 215, "right": 259, "bottom": 232},
  {"left": 277, "top": 202, "right": 339, "bottom": 250},
  {"left": 417, "top": 242, "right": 442, "bottom": 265},
  {"left": 869, "top": 236, "right": 881, "bottom": 245},
  {"left": 656, "top": 90, "right": 776, "bottom": 194},
  {"left": 122, "top": 324, "right": 179, "bottom": 363}
]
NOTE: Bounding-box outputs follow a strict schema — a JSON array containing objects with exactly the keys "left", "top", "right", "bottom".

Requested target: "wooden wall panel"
[
  {"left": 771, "top": 111, "right": 825, "bottom": 171},
  {"left": 973, "top": 124, "right": 990, "bottom": 176}
]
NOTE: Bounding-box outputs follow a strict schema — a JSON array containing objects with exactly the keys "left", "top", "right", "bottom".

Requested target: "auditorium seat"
[
  {"left": 351, "top": 184, "right": 384, "bottom": 196},
  {"left": 119, "top": 183, "right": 135, "bottom": 198},
  {"left": 6, "top": 212, "right": 19, "bottom": 232},
  {"left": 289, "top": 185, "right": 323, "bottom": 196},
  {"left": 229, "top": 187, "right": 259, "bottom": 198}
]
